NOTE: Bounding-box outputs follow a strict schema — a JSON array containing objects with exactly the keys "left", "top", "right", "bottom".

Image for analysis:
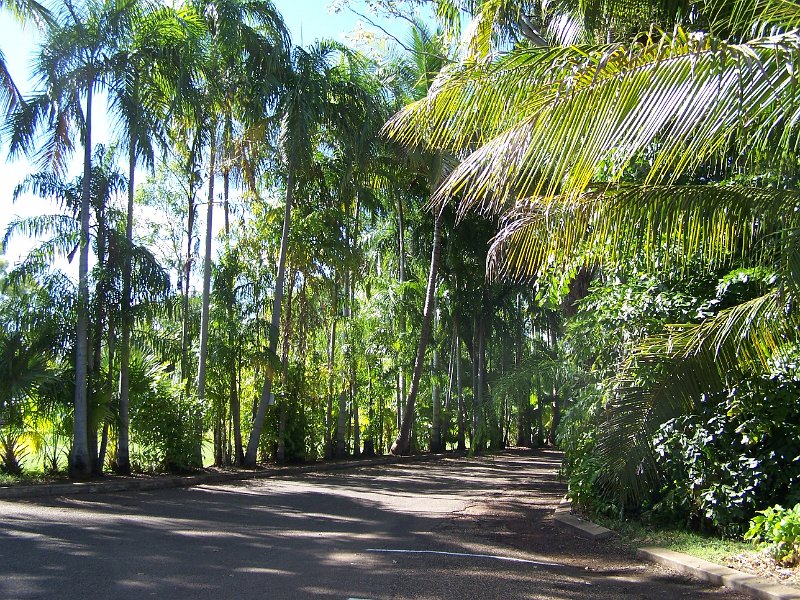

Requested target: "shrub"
[
  {"left": 128, "top": 353, "right": 204, "bottom": 472},
  {"left": 649, "top": 372, "right": 800, "bottom": 536},
  {"left": 745, "top": 504, "right": 800, "bottom": 565}
]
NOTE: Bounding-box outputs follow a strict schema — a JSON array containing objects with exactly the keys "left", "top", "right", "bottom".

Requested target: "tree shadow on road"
[{"left": 0, "top": 450, "right": 748, "bottom": 599}]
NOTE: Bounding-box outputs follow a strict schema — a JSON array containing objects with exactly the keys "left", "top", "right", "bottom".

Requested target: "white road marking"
[{"left": 365, "top": 548, "right": 565, "bottom": 567}]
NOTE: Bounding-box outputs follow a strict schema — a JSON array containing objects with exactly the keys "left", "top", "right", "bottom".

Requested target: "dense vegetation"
[{"left": 1, "top": 0, "right": 799, "bottom": 544}]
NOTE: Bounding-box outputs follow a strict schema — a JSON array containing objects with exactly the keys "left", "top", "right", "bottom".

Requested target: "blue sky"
[{"left": 0, "top": 0, "right": 430, "bottom": 266}]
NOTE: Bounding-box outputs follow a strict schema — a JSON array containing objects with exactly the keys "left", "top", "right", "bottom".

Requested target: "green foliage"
[
  {"left": 128, "top": 353, "right": 203, "bottom": 472},
  {"left": 561, "top": 264, "right": 786, "bottom": 526},
  {"left": 746, "top": 504, "right": 800, "bottom": 565},
  {"left": 649, "top": 370, "right": 800, "bottom": 536},
  {"left": 0, "top": 430, "right": 28, "bottom": 475}
]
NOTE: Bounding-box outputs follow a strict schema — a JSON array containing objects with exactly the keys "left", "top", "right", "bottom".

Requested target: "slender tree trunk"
[
  {"left": 117, "top": 135, "right": 136, "bottom": 475},
  {"left": 70, "top": 81, "right": 94, "bottom": 479},
  {"left": 395, "top": 373, "right": 402, "bottom": 435},
  {"left": 251, "top": 276, "right": 262, "bottom": 423},
  {"left": 98, "top": 328, "right": 114, "bottom": 472},
  {"left": 378, "top": 376, "right": 385, "bottom": 454},
  {"left": 181, "top": 193, "right": 196, "bottom": 385},
  {"left": 442, "top": 328, "right": 455, "bottom": 450},
  {"left": 336, "top": 389, "right": 347, "bottom": 458},
  {"left": 477, "top": 313, "right": 487, "bottom": 451},
  {"left": 352, "top": 387, "right": 360, "bottom": 458},
  {"left": 396, "top": 196, "right": 406, "bottom": 432},
  {"left": 430, "top": 300, "right": 441, "bottom": 453},
  {"left": 391, "top": 211, "right": 443, "bottom": 455},
  {"left": 515, "top": 296, "right": 528, "bottom": 447},
  {"left": 325, "top": 288, "right": 337, "bottom": 460},
  {"left": 244, "top": 165, "right": 294, "bottom": 467},
  {"left": 197, "top": 128, "right": 216, "bottom": 407},
  {"left": 337, "top": 266, "right": 352, "bottom": 459},
  {"left": 277, "top": 269, "right": 296, "bottom": 464},
  {"left": 231, "top": 351, "right": 243, "bottom": 464},
  {"left": 455, "top": 320, "right": 465, "bottom": 451},
  {"left": 547, "top": 313, "right": 560, "bottom": 446},
  {"left": 90, "top": 197, "right": 107, "bottom": 476},
  {"left": 364, "top": 362, "right": 374, "bottom": 457},
  {"left": 192, "top": 129, "right": 216, "bottom": 468}
]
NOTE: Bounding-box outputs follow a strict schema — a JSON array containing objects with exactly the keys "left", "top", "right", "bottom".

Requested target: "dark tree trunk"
[
  {"left": 90, "top": 193, "right": 107, "bottom": 476},
  {"left": 117, "top": 132, "right": 136, "bottom": 475},
  {"left": 430, "top": 299, "right": 441, "bottom": 453},
  {"left": 181, "top": 189, "right": 197, "bottom": 390},
  {"left": 515, "top": 296, "right": 529, "bottom": 447},
  {"left": 391, "top": 211, "right": 442, "bottom": 455},
  {"left": 336, "top": 390, "right": 347, "bottom": 458},
  {"left": 352, "top": 387, "right": 360, "bottom": 458},
  {"left": 396, "top": 196, "right": 407, "bottom": 433},
  {"left": 277, "top": 270, "right": 296, "bottom": 464},
  {"left": 455, "top": 317, "right": 465, "bottom": 451},
  {"left": 325, "top": 287, "right": 337, "bottom": 459}
]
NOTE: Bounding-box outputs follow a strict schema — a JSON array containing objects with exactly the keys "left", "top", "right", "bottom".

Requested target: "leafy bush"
[
  {"left": 128, "top": 353, "right": 203, "bottom": 472},
  {"left": 649, "top": 372, "right": 800, "bottom": 535},
  {"left": 745, "top": 504, "right": 800, "bottom": 565},
  {"left": 561, "top": 268, "right": 795, "bottom": 535},
  {"left": 0, "top": 430, "right": 28, "bottom": 475}
]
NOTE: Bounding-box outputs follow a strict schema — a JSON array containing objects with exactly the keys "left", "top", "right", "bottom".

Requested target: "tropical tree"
[
  {"left": 7, "top": 0, "right": 140, "bottom": 477},
  {"left": 384, "top": 21, "right": 449, "bottom": 455},
  {"left": 109, "top": 0, "right": 204, "bottom": 474},
  {"left": 244, "top": 41, "right": 380, "bottom": 466},
  {"left": 189, "top": 0, "right": 288, "bottom": 439}
]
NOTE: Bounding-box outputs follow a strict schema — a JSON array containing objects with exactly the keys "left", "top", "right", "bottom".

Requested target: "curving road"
[{"left": 0, "top": 450, "right": 748, "bottom": 599}]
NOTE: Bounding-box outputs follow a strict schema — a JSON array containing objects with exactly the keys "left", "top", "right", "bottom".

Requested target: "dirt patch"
[{"left": 726, "top": 548, "right": 800, "bottom": 590}]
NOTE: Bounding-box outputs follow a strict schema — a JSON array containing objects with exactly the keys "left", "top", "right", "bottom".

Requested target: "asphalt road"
[{"left": 0, "top": 450, "right": 748, "bottom": 599}]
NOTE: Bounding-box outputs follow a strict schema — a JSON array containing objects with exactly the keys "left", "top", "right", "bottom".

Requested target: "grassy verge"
[
  {"left": 591, "top": 514, "right": 755, "bottom": 564},
  {"left": 0, "top": 472, "right": 68, "bottom": 487}
]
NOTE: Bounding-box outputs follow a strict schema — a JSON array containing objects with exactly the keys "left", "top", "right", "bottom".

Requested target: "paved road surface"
[{"left": 0, "top": 450, "right": 747, "bottom": 599}]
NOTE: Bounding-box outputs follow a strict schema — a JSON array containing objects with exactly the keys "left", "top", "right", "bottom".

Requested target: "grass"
[
  {"left": 591, "top": 513, "right": 755, "bottom": 564},
  {"left": 0, "top": 471, "right": 68, "bottom": 487}
]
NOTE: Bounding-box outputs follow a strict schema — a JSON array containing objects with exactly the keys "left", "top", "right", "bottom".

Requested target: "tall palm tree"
[
  {"left": 383, "top": 21, "right": 450, "bottom": 455},
  {"left": 190, "top": 0, "right": 288, "bottom": 434},
  {"left": 8, "top": 0, "right": 135, "bottom": 477},
  {"left": 243, "top": 41, "right": 375, "bottom": 467},
  {"left": 385, "top": 0, "right": 800, "bottom": 492},
  {"left": 110, "top": 1, "right": 204, "bottom": 475}
]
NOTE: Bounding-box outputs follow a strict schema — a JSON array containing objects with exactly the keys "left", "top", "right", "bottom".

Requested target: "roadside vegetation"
[{"left": 1, "top": 0, "right": 799, "bottom": 576}]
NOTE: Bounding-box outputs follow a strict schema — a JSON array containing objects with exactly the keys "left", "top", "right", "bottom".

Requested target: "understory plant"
[
  {"left": 745, "top": 504, "right": 800, "bottom": 565},
  {"left": 648, "top": 366, "right": 800, "bottom": 536}
]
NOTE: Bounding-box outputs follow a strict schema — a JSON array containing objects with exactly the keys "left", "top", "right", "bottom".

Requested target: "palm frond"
[
  {"left": 0, "top": 48, "right": 24, "bottom": 120},
  {"left": 3, "top": 214, "right": 79, "bottom": 258},
  {"left": 486, "top": 184, "right": 800, "bottom": 280},
  {"left": 594, "top": 288, "right": 796, "bottom": 505},
  {"left": 386, "top": 28, "right": 800, "bottom": 218}
]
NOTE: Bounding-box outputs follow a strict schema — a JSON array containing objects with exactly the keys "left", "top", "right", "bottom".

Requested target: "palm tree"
[
  {"left": 190, "top": 0, "right": 288, "bottom": 439},
  {"left": 8, "top": 0, "right": 137, "bottom": 476},
  {"left": 243, "top": 41, "right": 377, "bottom": 467},
  {"left": 6, "top": 144, "right": 172, "bottom": 472},
  {"left": 385, "top": 0, "right": 800, "bottom": 492},
  {"left": 110, "top": 1, "right": 204, "bottom": 475},
  {"left": 383, "top": 21, "right": 450, "bottom": 455}
]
